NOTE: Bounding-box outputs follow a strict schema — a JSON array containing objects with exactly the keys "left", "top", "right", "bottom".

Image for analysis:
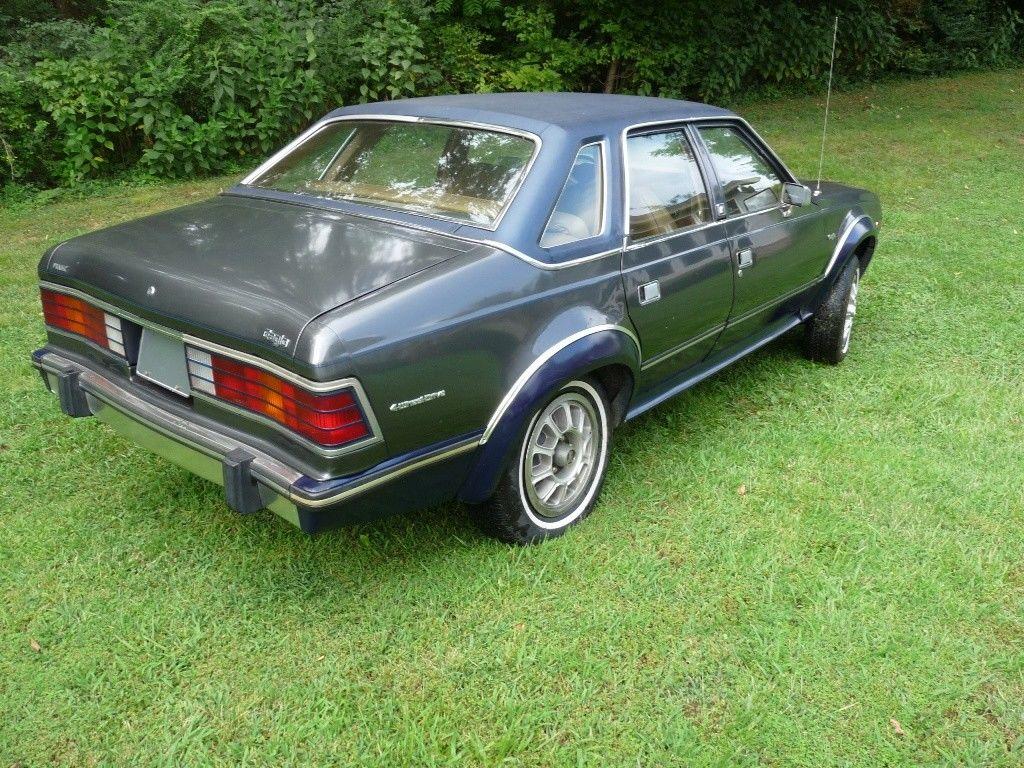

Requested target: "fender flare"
[
  {"left": 811, "top": 213, "right": 877, "bottom": 308},
  {"left": 458, "top": 325, "right": 640, "bottom": 504},
  {"left": 824, "top": 213, "right": 876, "bottom": 281}
]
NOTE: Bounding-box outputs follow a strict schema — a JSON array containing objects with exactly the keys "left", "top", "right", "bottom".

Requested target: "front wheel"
[
  {"left": 805, "top": 257, "right": 861, "bottom": 364},
  {"left": 472, "top": 379, "right": 611, "bottom": 545}
]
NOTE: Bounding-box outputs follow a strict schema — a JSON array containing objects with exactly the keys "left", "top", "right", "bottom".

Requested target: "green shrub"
[{"left": 0, "top": 0, "right": 1020, "bottom": 189}]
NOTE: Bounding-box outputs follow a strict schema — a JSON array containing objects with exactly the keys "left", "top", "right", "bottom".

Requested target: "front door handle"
[{"left": 736, "top": 248, "right": 755, "bottom": 270}]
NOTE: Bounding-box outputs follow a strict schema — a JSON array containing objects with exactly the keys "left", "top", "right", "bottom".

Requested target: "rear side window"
[
  {"left": 626, "top": 130, "right": 710, "bottom": 240},
  {"left": 540, "top": 143, "right": 604, "bottom": 247},
  {"left": 698, "top": 126, "right": 783, "bottom": 216}
]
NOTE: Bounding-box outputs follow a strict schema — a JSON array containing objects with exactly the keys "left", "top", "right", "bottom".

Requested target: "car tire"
[
  {"left": 804, "top": 256, "right": 861, "bottom": 365},
  {"left": 472, "top": 378, "right": 611, "bottom": 545}
]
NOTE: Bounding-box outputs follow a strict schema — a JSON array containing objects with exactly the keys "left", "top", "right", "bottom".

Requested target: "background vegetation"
[
  {"left": 1, "top": 0, "right": 1022, "bottom": 189},
  {"left": 2, "top": 66, "right": 1023, "bottom": 768}
]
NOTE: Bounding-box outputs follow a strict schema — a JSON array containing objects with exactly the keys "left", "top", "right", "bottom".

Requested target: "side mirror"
[{"left": 782, "top": 182, "right": 812, "bottom": 207}]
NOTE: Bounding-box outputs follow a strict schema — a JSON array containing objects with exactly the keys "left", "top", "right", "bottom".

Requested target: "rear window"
[{"left": 249, "top": 120, "right": 537, "bottom": 228}]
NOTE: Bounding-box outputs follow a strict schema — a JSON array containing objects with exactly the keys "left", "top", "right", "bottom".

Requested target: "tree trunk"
[{"left": 603, "top": 58, "right": 620, "bottom": 94}]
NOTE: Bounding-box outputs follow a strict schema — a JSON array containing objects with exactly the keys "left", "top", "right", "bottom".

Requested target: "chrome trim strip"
[
  {"left": 238, "top": 114, "right": 543, "bottom": 232},
  {"left": 181, "top": 335, "right": 383, "bottom": 454},
  {"left": 639, "top": 324, "right": 725, "bottom": 371},
  {"left": 477, "top": 240, "right": 622, "bottom": 270},
  {"left": 35, "top": 351, "right": 301, "bottom": 498},
  {"left": 622, "top": 206, "right": 789, "bottom": 252},
  {"left": 823, "top": 214, "right": 871, "bottom": 278},
  {"left": 479, "top": 323, "right": 642, "bottom": 445},
  {"left": 293, "top": 438, "right": 481, "bottom": 508},
  {"left": 45, "top": 325, "right": 128, "bottom": 364},
  {"left": 181, "top": 334, "right": 350, "bottom": 392}
]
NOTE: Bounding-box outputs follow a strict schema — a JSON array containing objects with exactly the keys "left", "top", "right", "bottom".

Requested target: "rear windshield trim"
[{"left": 239, "top": 115, "right": 543, "bottom": 232}]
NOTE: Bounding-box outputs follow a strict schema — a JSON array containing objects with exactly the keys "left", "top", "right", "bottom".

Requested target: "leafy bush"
[{"left": 1, "top": 0, "right": 1021, "bottom": 189}]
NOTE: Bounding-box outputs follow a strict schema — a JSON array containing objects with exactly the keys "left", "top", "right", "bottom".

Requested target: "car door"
[
  {"left": 693, "top": 123, "right": 827, "bottom": 347},
  {"left": 620, "top": 126, "right": 735, "bottom": 379}
]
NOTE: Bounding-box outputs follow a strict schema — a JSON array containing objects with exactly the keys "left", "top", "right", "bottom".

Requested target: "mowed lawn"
[{"left": 2, "top": 69, "right": 1023, "bottom": 766}]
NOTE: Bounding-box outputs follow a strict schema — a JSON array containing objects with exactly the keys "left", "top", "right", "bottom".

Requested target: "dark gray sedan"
[{"left": 32, "top": 93, "right": 881, "bottom": 544}]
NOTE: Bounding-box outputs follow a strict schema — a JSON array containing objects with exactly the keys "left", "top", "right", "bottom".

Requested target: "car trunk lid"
[{"left": 41, "top": 196, "right": 470, "bottom": 356}]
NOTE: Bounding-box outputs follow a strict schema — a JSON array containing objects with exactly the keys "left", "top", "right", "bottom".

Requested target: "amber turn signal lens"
[{"left": 41, "top": 288, "right": 125, "bottom": 357}]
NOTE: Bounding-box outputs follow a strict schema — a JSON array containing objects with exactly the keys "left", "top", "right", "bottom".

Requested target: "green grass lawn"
[{"left": 2, "top": 69, "right": 1023, "bottom": 766}]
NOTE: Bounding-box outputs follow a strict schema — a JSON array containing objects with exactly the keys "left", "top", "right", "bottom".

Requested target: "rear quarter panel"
[{"left": 297, "top": 248, "right": 634, "bottom": 459}]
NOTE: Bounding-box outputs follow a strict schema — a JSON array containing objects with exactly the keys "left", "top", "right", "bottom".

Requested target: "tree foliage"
[{"left": 1, "top": 0, "right": 1021, "bottom": 187}]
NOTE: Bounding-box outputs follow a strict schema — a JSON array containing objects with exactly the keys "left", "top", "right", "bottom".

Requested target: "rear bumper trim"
[{"left": 32, "top": 348, "right": 481, "bottom": 523}]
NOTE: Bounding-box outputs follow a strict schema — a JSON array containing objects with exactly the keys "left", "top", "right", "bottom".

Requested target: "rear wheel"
[
  {"left": 473, "top": 379, "right": 611, "bottom": 545},
  {"left": 805, "top": 257, "right": 861, "bottom": 364}
]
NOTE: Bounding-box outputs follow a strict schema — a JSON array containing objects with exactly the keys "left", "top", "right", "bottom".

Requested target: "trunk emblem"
[{"left": 262, "top": 328, "right": 291, "bottom": 348}]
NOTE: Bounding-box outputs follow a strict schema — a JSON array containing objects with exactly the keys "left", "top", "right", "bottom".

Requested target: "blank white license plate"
[{"left": 136, "top": 328, "right": 191, "bottom": 398}]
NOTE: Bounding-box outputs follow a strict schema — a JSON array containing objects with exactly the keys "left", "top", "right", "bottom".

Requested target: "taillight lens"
[
  {"left": 185, "top": 346, "right": 371, "bottom": 448},
  {"left": 41, "top": 288, "right": 125, "bottom": 357}
]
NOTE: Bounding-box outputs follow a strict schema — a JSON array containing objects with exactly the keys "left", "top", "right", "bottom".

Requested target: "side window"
[
  {"left": 540, "top": 143, "right": 603, "bottom": 247},
  {"left": 626, "top": 130, "right": 710, "bottom": 241},
  {"left": 698, "top": 126, "right": 783, "bottom": 216}
]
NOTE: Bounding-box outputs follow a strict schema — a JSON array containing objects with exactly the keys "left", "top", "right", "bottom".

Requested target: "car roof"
[{"left": 327, "top": 92, "right": 736, "bottom": 137}]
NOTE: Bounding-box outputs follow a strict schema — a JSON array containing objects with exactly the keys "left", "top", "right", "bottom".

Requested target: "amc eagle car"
[{"left": 32, "top": 93, "right": 880, "bottom": 544}]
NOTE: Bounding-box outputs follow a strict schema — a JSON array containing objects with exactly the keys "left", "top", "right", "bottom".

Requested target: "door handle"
[{"left": 736, "top": 249, "right": 755, "bottom": 270}]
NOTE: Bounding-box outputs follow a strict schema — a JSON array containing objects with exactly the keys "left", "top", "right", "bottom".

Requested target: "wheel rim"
[
  {"left": 523, "top": 391, "right": 601, "bottom": 519},
  {"left": 841, "top": 268, "right": 860, "bottom": 354}
]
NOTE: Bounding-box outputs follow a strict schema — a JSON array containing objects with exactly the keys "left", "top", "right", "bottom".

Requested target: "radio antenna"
[{"left": 815, "top": 14, "right": 839, "bottom": 196}]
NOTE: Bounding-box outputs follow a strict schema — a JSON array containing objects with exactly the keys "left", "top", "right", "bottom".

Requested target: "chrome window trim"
[
  {"left": 620, "top": 115, "right": 798, "bottom": 236},
  {"left": 479, "top": 323, "right": 642, "bottom": 445},
  {"left": 478, "top": 240, "right": 622, "bottom": 270},
  {"left": 238, "top": 115, "right": 543, "bottom": 232},
  {"left": 622, "top": 124, "right": 714, "bottom": 246},
  {"left": 539, "top": 139, "right": 609, "bottom": 249},
  {"left": 693, "top": 123, "right": 788, "bottom": 220}
]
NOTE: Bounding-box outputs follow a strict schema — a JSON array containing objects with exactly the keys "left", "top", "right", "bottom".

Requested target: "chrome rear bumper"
[
  {"left": 32, "top": 348, "right": 481, "bottom": 532},
  {"left": 34, "top": 348, "right": 304, "bottom": 526}
]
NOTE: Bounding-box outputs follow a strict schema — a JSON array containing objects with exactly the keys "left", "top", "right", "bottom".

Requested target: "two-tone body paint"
[{"left": 33, "top": 93, "right": 880, "bottom": 529}]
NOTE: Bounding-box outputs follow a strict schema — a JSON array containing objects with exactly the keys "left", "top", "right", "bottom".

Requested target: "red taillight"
[
  {"left": 185, "top": 346, "right": 371, "bottom": 448},
  {"left": 41, "top": 288, "right": 125, "bottom": 357}
]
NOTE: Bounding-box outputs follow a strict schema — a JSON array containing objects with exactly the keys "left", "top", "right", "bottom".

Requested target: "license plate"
[{"left": 136, "top": 327, "right": 191, "bottom": 398}]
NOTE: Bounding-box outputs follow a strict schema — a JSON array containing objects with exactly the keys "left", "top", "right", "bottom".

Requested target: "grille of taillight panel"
[
  {"left": 185, "top": 346, "right": 371, "bottom": 448},
  {"left": 41, "top": 288, "right": 125, "bottom": 357}
]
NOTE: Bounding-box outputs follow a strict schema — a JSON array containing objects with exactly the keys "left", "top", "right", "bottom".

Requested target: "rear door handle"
[{"left": 736, "top": 249, "right": 755, "bottom": 269}]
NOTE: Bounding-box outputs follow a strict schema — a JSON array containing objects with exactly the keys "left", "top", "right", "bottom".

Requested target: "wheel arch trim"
[
  {"left": 823, "top": 213, "right": 875, "bottom": 279},
  {"left": 479, "top": 324, "right": 641, "bottom": 445},
  {"left": 460, "top": 325, "right": 640, "bottom": 504}
]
